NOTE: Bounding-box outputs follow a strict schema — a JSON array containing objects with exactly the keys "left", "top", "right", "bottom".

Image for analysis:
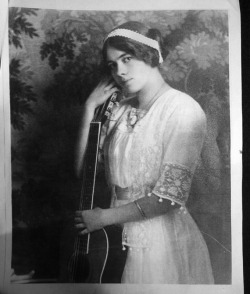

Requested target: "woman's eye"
[{"left": 123, "top": 56, "right": 132, "bottom": 63}]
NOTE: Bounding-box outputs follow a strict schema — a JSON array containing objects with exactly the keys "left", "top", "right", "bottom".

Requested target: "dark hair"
[{"left": 102, "top": 21, "right": 168, "bottom": 68}]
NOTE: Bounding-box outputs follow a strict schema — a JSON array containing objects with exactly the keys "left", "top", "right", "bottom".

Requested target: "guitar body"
[
  {"left": 60, "top": 223, "right": 126, "bottom": 283},
  {"left": 67, "top": 229, "right": 108, "bottom": 283}
]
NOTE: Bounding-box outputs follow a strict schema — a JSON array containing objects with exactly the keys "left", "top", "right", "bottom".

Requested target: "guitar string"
[{"left": 99, "top": 228, "right": 109, "bottom": 283}]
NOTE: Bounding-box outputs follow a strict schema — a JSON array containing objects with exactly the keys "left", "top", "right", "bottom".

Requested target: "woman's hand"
[
  {"left": 85, "top": 78, "right": 120, "bottom": 110},
  {"left": 74, "top": 207, "right": 105, "bottom": 235}
]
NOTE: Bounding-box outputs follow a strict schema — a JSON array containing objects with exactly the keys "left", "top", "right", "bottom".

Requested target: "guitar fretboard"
[{"left": 78, "top": 122, "right": 101, "bottom": 252}]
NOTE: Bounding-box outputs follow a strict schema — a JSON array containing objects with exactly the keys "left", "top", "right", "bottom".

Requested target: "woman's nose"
[{"left": 116, "top": 62, "right": 127, "bottom": 77}]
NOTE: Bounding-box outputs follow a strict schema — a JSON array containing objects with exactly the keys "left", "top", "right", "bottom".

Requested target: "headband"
[{"left": 104, "top": 28, "right": 163, "bottom": 63}]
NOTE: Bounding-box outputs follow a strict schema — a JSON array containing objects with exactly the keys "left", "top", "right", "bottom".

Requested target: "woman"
[{"left": 75, "top": 21, "right": 214, "bottom": 284}]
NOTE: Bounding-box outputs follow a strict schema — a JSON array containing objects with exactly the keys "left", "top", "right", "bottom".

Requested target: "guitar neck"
[
  {"left": 76, "top": 92, "right": 118, "bottom": 254},
  {"left": 76, "top": 122, "right": 101, "bottom": 254},
  {"left": 80, "top": 122, "right": 101, "bottom": 211}
]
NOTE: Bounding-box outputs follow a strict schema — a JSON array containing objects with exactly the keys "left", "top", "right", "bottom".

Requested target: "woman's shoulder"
[
  {"left": 161, "top": 88, "right": 204, "bottom": 114},
  {"left": 159, "top": 88, "right": 206, "bottom": 125},
  {"left": 161, "top": 88, "right": 199, "bottom": 107}
]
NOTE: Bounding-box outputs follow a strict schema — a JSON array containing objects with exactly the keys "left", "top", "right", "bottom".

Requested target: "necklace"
[{"left": 127, "top": 82, "right": 167, "bottom": 130}]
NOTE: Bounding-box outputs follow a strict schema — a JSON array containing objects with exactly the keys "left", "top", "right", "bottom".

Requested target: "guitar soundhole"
[{"left": 68, "top": 253, "right": 91, "bottom": 283}]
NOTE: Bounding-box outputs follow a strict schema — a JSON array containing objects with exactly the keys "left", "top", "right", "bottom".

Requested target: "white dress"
[{"left": 101, "top": 88, "right": 214, "bottom": 284}]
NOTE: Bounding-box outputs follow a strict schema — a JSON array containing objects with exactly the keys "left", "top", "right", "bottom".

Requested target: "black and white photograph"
[{"left": 0, "top": 0, "right": 242, "bottom": 293}]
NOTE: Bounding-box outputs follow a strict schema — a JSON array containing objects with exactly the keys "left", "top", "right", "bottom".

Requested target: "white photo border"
[{"left": 0, "top": 0, "right": 242, "bottom": 293}]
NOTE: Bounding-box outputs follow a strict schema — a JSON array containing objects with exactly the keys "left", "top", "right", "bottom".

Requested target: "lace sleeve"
[
  {"left": 152, "top": 163, "right": 192, "bottom": 206},
  {"left": 152, "top": 96, "right": 207, "bottom": 206}
]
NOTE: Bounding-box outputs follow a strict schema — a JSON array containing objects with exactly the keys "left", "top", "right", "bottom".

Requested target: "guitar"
[{"left": 65, "top": 92, "right": 126, "bottom": 283}]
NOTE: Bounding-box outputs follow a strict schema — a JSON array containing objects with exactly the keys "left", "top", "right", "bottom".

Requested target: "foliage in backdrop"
[{"left": 9, "top": 8, "right": 230, "bottom": 281}]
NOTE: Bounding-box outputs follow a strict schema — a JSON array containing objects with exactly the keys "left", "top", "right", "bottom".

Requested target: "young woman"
[{"left": 74, "top": 21, "right": 214, "bottom": 284}]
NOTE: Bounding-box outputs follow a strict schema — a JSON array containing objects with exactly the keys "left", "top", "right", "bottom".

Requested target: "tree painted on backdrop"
[
  {"left": 9, "top": 8, "right": 68, "bottom": 232},
  {"left": 9, "top": 8, "right": 38, "bottom": 131}
]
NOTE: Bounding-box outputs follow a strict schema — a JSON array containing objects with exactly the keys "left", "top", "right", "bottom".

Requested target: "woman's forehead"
[{"left": 106, "top": 46, "right": 128, "bottom": 62}]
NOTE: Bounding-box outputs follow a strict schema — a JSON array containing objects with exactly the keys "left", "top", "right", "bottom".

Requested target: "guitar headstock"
[{"left": 93, "top": 92, "right": 119, "bottom": 125}]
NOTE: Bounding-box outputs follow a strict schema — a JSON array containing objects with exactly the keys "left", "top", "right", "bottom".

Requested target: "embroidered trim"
[
  {"left": 152, "top": 163, "right": 192, "bottom": 205},
  {"left": 122, "top": 222, "right": 151, "bottom": 250},
  {"left": 122, "top": 242, "right": 151, "bottom": 250}
]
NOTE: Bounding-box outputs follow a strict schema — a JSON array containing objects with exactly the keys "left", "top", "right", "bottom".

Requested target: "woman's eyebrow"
[{"left": 107, "top": 53, "right": 129, "bottom": 63}]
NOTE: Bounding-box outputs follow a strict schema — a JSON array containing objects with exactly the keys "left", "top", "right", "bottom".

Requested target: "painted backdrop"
[{"left": 9, "top": 8, "right": 230, "bottom": 283}]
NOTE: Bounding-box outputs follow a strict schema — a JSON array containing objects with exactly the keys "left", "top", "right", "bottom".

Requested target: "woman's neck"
[{"left": 136, "top": 71, "right": 169, "bottom": 109}]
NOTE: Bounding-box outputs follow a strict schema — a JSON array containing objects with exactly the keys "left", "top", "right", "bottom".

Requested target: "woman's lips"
[{"left": 121, "top": 78, "right": 132, "bottom": 86}]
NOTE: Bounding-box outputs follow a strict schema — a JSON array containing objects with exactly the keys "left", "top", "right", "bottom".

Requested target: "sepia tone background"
[{"left": 9, "top": 8, "right": 231, "bottom": 283}]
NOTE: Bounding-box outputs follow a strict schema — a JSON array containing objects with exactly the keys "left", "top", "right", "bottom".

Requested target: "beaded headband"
[{"left": 104, "top": 28, "right": 163, "bottom": 63}]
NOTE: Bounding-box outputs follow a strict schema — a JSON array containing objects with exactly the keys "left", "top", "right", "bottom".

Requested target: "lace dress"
[{"left": 100, "top": 88, "right": 214, "bottom": 284}]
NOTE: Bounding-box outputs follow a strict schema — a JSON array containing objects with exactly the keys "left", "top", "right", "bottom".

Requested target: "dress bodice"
[{"left": 102, "top": 88, "right": 206, "bottom": 205}]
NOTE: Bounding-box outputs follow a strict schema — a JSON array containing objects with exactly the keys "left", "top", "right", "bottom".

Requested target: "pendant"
[
  {"left": 127, "top": 108, "right": 146, "bottom": 130},
  {"left": 130, "top": 114, "right": 138, "bottom": 126}
]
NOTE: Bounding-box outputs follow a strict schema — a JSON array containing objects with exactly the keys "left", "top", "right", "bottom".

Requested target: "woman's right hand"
[
  {"left": 75, "top": 78, "right": 119, "bottom": 177},
  {"left": 85, "top": 78, "right": 120, "bottom": 110}
]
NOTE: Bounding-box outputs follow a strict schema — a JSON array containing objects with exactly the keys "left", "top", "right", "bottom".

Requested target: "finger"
[
  {"left": 105, "top": 79, "right": 117, "bottom": 88},
  {"left": 103, "top": 84, "right": 116, "bottom": 93},
  {"left": 112, "top": 86, "right": 120, "bottom": 92},
  {"left": 74, "top": 217, "right": 82, "bottom": 223},
  {"left": 75, "top": 223, "right": 86, "bottom": 230},
  {"left": 79, "top": 228, "right": 89, "bottom": 236},
  {"left": 104, "top": 87, "right": 120, "bottom": 97}
]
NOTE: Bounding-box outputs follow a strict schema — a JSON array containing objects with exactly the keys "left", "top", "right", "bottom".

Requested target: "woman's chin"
[
  {"left": 123, "top": 85, "right": 140, "bottom": 96},
  {"left": 123, "top": 90, "right": 137, "bottom": 99}
]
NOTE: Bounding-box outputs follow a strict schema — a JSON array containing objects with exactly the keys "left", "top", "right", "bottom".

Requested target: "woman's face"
[{"left": 106, "top": 46, "right": 154, "bottom": 94}]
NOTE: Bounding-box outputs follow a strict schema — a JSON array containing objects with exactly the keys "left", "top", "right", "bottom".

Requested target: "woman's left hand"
[{"left": 74, "top": 208, "right": 104, "bottom": 235}]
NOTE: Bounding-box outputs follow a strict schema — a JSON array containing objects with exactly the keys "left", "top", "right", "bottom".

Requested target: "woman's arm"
[
  {"left": 75, "top": 102, "right": 96, "bottom": 177},
  {"left": 75, "top": 194, "right": 179, "bottom": 235},
  {"left": 75, "top": 79, "right": 119, "bottom": 177}
]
